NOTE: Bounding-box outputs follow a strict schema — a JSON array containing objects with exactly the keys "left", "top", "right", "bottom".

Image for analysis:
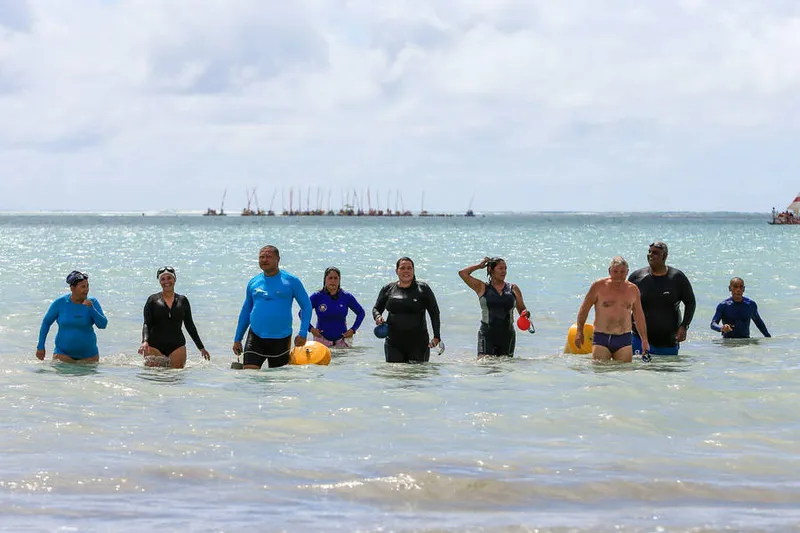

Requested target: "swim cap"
[
  {"left": 66, "top": 271, "right": 89, "bottom": 286},
  {"left": 374, "top": 323, "right": 389, "bottom": 338}
]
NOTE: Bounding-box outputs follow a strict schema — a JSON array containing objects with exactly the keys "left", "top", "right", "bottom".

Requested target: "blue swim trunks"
[
  {"left": 632, "top": 333, "right": 679, "bottom": 356},
  {"left": 592, "top": 332, "right": 632, "bottom": 354}
]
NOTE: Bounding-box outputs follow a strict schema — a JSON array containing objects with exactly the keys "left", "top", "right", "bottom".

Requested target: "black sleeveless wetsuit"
[
  {"left": 372, "top": 281, "right": 441, "bottom": 363},
  {"left": 478, "top": 282, "right": 516, "bottom": 356},
  {"left": 142, "top": 293, "right": 205, "bottom": 355}
]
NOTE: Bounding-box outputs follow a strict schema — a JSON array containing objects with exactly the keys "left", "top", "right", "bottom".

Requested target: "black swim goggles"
[
  {"left": 66, "top": 271, "right": 89, "bottom": 286},
  {"left": 157, "top": 266, "right": 176, "bottom": 279}
]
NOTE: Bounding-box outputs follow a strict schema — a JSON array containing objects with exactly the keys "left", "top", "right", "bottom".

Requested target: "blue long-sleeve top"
[
  {"left": 234, "top": 270, "right": 312, "bottom": 341},
  {"left": 37, "top": 294, "right": 108, "bottom": 358},
  {"left": 710, "top": 296, "right": 771, "bottom": 338},
  {"left": 309, "top": 289, "right": 366, "bottom": 341}
]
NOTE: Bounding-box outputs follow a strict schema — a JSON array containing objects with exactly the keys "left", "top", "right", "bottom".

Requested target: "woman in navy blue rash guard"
[
  {"left": 309, "top": 267, "right": 366, "bottom": 347},
  {"left": 36, "top": 271, "right": 108, "bottom": 363},
  {"left": 372, "top": 257, "right": 442, "bottom": 363}
]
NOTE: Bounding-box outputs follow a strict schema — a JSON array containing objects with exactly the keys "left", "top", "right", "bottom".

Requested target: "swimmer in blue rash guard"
[
  {"left": 309, "top": 267, "right": 365, "bottom": 348},
  {"left": 36, "top": 271, "right": 108, "bottom": 363},
  {"left": 232, "top": 245, "right": 312, "bottom": 369},
  {"left": 710, "top": 277, "right": 771, "bottom": 339}
]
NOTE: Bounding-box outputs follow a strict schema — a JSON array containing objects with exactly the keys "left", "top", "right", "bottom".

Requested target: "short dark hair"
[{"left": 260, "top": 245, "right": 280, "bottom": 258}]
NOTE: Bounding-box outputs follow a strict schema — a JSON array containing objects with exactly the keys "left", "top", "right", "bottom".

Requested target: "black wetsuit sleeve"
[
  {"left": 142, "top": 295, "right": 155, "bottom": 342},
  {"left": 373, "top": 284, "right": 391, "bottom": 321},
  {"left": 181, "top": 296, "right": 205, "bottom": 350},
  {"left": 421, "top": 283, "right": 441, "bottom": 339},
  {"left": 678, "top": 272, "right": 696, "bottom": 328}
]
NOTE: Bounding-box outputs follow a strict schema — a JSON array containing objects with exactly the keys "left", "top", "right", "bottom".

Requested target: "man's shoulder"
[
  {"left": 628, "top": 267, "right": 648, "bottom": 281},
  {"left": 667, "top": 266, "right": 689, "bottom": 279},
  {"left": 280, "top": 269, "right": 300, "bottom": 281}
]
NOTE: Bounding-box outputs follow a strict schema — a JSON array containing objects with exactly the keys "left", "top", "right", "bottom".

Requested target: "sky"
[{"left": 1, "top": 0, "right": 800, "bottom": 213}]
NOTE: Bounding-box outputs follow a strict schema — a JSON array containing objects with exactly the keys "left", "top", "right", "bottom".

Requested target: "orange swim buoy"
[
  {"left": 290, "top": 340, "right": 331, "bottom": 366},
  {"left": 565, "top": 323, "right": 594, "bottom": 354}
]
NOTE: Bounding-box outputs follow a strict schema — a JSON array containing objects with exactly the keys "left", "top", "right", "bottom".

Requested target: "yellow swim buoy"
[
  {"left": 565, "top": 323, "right": 594, "bottom": 354},
  {"left": 290, "top": 340, "right": 331, "bottom": 366}
]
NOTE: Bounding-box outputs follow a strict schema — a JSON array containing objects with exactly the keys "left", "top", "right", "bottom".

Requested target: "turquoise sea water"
[{"left": 1, "top": 213, "right": 799, "bottom": 532}]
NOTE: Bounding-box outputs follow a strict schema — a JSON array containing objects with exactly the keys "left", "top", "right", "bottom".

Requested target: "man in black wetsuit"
[{"left": 628, "top": 241, "right": 696, "bottom": 356}]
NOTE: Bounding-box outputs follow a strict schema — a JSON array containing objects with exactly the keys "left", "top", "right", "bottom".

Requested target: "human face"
[
  {"left": 396, "top": 260, "right": 415, "bottom": 285},
  {"left": 647, "top": 245, "right": 667, "bottom": 268},
  {"left": 70, "top": 280, "right": 89, "bottom": 301},
  {"left": 159, "top": 272, "right": 176, "bottom": 292},
  {"left": 608, "top": 264, "right": 629, "bottom": 282},
  {"left": 729, "top": 280, "right": 745, "bottom": 301},
  {"left": 259, "top": 247, "right": 280, "bottom": 274},
  {"left": 490, "top": 260, "right": 507, "bottom": 282},
  {"left": 324, "top": 271, "right": 340, "bottom": 293}
]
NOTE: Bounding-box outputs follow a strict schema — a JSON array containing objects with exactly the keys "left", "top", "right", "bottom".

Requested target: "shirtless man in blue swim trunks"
[{"left": 574, "top": 256, "right": 649, "bottom": 362}]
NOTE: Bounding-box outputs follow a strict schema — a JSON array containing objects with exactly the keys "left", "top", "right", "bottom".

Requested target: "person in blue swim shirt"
[
  {"left": 710, "top": 277, "right": 771, "bottom": 339},
  {"left": 309, "top": 266, "right": 365, "bottom": 348},
  {"left": 232, "top": 245, "right": 312, "bottom": 369},
  {"left": 36, "top": 270, "right": 108, "bottom": 363}
]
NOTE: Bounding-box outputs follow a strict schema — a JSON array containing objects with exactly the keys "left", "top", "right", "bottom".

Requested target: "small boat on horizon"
[
  {"left": 769, "top": 193, "right": 800, "bottom": 225},
  {"left": 204, "top": 188, "right": 227, "bottom": 216}
]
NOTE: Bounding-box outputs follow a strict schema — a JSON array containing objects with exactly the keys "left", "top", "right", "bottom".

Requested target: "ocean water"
[{"left": 1, "top": 213, "right": 799, "bottom": 532}]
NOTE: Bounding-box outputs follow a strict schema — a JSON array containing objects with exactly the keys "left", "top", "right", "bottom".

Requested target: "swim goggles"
[{"left": 157, "top": 266, "right": 176, "bottom": 279}]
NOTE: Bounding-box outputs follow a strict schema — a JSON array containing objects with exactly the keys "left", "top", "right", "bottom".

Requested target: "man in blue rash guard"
[
  {"left": 36, "top": 270, "right": 108, "bottom": 363},
  {"left": 309, "top": 267, "right": 366, "bottom": 347},
  {"left": 710, "top": 277, "right": 771, "bottom": 339},
  {"left": 232, "top": 245, "right": 312, "bottom": 369}
]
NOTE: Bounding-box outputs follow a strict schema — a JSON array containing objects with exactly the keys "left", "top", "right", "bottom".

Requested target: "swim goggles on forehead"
[
  {"left": 66, "top": 271, "right": 89, "bottom": 286},
  {"left": 157, "top": 266, "right": 176, "bottom": 279}
]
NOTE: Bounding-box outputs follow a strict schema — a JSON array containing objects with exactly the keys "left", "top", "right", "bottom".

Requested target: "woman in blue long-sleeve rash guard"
[
  {"left": 309, "top": 267, "right": 366, "bottom": 347},
  {"left": 36, "top": 270, "right": 108, "bottom": 363}
]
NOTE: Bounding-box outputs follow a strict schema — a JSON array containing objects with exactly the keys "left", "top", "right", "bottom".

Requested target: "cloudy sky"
[{"left": 1, "top": 0, "right": 799, "bottom": 213}]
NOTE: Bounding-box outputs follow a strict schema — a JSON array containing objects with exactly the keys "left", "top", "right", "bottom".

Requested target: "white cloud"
[{"left": 1, "top": 0, "right": 800, "bottom": 212}]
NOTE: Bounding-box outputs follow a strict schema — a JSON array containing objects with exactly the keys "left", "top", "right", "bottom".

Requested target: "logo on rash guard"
[{"left": 319, "top": 304, "right": 327, "bottom": 312}]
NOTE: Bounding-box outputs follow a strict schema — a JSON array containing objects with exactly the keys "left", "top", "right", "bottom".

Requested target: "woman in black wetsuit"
[
  {"left": 458, "top": 257, "right": 530, "bottom": 357},
  {"left": 138, "top": 266, "right": 210, "bottom": 368},
  {"left": 372, "top": 257, "right": 441, "bottom": 363}
]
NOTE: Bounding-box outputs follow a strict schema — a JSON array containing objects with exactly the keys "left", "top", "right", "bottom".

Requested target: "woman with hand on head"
[
  {"left": 36, "top": 270, "right": 108, "bottom": 363},
  {"left": 372, "top": 257, "right": 441, "bottom": 363},
  {"left": 139, "top": 266, "right": 210, "bottom": 369},
  {"left": 309, "top": 267, "right": 366, "bottom": 347},
  {"left": 459, "top": 257, "right": 530, "bottom": 357}
]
